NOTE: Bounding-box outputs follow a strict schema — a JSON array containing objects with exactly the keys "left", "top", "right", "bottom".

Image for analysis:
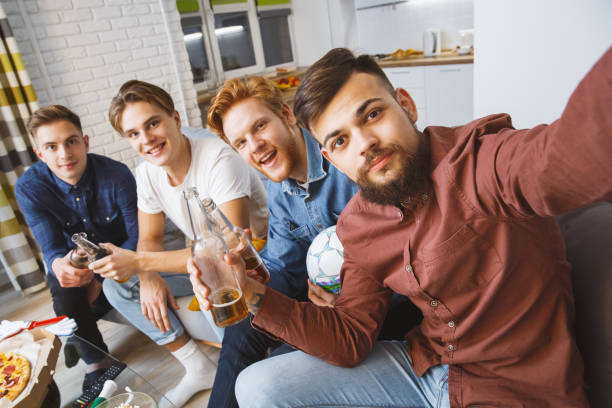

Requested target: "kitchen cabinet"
[
  {"left": 383, "top": 63, "right": 473, "bottom": 129},
  {"left": 383, "top": 66, "right": 426, "bottom": 128}
]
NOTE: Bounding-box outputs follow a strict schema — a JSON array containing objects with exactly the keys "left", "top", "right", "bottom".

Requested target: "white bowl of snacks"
[{"left": 96, "top": 391, "right": 157, "bottom": 408}]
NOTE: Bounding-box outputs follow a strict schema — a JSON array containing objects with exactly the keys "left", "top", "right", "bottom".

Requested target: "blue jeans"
[
  {"left": 235, "top": 341, "right": 450, "bottom": 408},
  {"left": 102, "top": 273, "right": 193, "bottom": 345},
  {"left": 207, "top": 317, "right": 289, "bottom": 408},
  {"left": 208, "top": 296, "right": 422, "bottom": 408}
]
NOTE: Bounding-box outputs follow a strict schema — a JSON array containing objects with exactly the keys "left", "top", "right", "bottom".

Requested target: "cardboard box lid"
[{"left": 13, "top": 329, "right": 61, "bottom": 408}]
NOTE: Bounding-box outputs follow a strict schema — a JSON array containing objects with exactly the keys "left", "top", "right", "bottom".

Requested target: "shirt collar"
[
  {"left": 52, "top": 154, "right": 93, "bottom": 195},
  {"left": 281, "top": 128, "right": 327, "bottom": 195}
]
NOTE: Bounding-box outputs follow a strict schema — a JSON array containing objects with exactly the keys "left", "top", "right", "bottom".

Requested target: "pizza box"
[{"left": 12, "top": 328, "right": 61, "bottom": 408}]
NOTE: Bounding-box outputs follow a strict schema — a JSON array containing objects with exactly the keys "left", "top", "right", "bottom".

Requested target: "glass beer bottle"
[
  {"left": 70, "top": 232, "right": 110, "bottom": 267},
  {"left": 184, "top": 188, "right": 248, "bottom": 328},
  {"left": 201, "top": 198, "right": 270, "bottom": 284}
]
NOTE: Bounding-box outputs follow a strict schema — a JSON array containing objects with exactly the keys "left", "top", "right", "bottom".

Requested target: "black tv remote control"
[{"left": 72, "top": 362, "right": 127, "bottom": 408}]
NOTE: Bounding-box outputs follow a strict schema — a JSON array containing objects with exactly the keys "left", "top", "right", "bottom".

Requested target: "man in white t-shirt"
[{"left": 91, "top": 80, "right": 268, "bottom": 407}]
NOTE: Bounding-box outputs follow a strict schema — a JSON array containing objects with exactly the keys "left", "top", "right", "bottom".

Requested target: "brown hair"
[
  {"left": 294, "top": 48, "right": 395, "bottom": 131},
  {"left": 207, "top": 76, "right": 284, "bottom": 145},
  {"left": 108, "top": 80, "right": 175, "bottom": 134},
  {"left": 27, "top": 105, "right": 82, "bottom": 141}
]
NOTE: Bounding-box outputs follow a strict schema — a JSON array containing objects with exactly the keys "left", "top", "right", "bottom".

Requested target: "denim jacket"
[
  {"left": 261, "top": 129, "right": 359, "bottom": 299},
  {"left": 15, "top": 153, "right": 138, "bottom": 276}
]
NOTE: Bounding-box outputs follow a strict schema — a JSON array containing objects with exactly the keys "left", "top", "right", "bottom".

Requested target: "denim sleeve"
[
  {"left": 15, "top": 182, "right": 67, "bottom": 277},
  {"left": 260, "top": 207, "right": 310, "bottom": 300},
  {"left": 115, "top": 166, "right": 138, "bottom": 251}
]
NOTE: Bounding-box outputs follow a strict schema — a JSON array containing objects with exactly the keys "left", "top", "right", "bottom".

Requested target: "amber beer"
[
  {"left": 238, "top": 241, "right": 270, "bottom": 284},
  {"left": 69, "top": 248, "right": 90, "bottom": 268},
  {"left": 70, "top": 233, "right": 110, "bottom": 267},
  {"left": 193, "top": 250, "right": 249, "bottom": 328},
  {"left": 185, "top": 187, "right": 250, "bottom": 327},
  {"left": 202, "top": 198, "right": 271, "bottom": 283},
  {"left": 209, "top": 287, "right": 248, "bottom": 327},
  {"left": 70, "top": 232, "right": 124, "bottom": 281}
]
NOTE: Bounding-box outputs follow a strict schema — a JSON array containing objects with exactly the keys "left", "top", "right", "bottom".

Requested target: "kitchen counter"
[
  {"left": 195, "top": 54, "right": 473, "bottom": 123},
  {"left": 377, "top": 53, "right": 473, "bottom": 68},
  {"left": 196, "top": 67, "right": 307, "bottom": 121},
  {"left": 196, "top": 67, "right": 307, "bottom": 105}
]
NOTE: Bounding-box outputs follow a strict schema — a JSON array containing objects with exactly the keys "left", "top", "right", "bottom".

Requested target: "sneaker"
[
  {"left": 84, "top": 367, "right": 107, "bottom": 387},
  {"left": 63, "top": 342, "right": 80, "bottom": 368},
  {"left": 82, "top": 361, "right": 127, "bottom": 393}
]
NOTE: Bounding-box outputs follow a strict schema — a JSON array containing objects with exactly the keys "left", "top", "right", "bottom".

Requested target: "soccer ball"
[{"left": 306, "top": 225, "right": 344, "bottom": 294}]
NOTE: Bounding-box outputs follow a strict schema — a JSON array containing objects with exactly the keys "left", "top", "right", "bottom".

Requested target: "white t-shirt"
[{"left": 136, "top": 136, "right": 268, "bottom": 240}]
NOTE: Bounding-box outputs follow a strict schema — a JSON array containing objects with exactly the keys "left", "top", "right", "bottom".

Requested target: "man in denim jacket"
[
  {"left": 203, "top": 76, "right": 359, "bottom": 407},
  {"left": 15, "top": 105, "right": 137, "bottom": 389}
]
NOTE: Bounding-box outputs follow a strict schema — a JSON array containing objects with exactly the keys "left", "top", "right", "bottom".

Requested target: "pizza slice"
[{"left": 0, "top": 352, "right": 31, "bottom": 401}]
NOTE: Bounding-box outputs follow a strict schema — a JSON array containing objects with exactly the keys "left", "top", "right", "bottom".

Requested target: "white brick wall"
[{"left": 3, "top": 0, "right": 202, "bottom": 170}]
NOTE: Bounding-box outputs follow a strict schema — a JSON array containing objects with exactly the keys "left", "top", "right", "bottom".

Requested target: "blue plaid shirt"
[
  {"left": 261, "top": 129, "right": 359, "bottom": 299},
  {"left": 15, "top": 153, "right": 138, "bottom": 277}
]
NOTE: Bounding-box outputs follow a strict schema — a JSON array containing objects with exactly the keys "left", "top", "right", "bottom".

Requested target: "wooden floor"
[{"left": 0, "top": 286, "right": 219, "bottom": 407}]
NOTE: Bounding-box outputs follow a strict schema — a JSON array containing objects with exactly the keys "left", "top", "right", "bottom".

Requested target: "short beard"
[{"left": 358, "top": 131, "right": 429, "bottom": 206}]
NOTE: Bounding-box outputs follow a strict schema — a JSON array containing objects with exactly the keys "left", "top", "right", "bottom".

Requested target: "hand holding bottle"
[
  {"left": 52, "top": 251, "right": 94, "bottom": 288},
  {"left": 201, "top": 198, "right": 271, "bottom": 284},
  {"left": 184, "top": 188, "right": 250, "bottom": 327},
  {"left": 71, "top": 232, "right": 131, "bottom": 282},
  {"left": 188, "top": 252, "right": 268, "bottom": 316},
  {"left": 88, "top": 243, "right": 137, "bottom": 283}
]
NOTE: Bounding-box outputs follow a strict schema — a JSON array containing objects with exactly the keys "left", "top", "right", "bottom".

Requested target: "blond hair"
[{"left": 207, "top": 76, "right": 284, "bottom": 145}]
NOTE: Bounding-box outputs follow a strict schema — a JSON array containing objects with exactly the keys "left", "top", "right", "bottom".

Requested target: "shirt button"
[
  {"left": 305, "top": 196, "right": 313, "bottom": 202},
  {"left": 421, "top": 193, "right": 429, "bottom": 201},
  {"left": 66, "top": 221, "right": 70, "bottom": 226},
  {"left": 405, "top": 264, "right": 413, "bottom": 273},
  {"left": 91, "top": 233, "right": 95, "bottom": 237},
  {"left": 82, "top": 218, "right": 87, "bottom": 223},
  {"left": 430, "top": 300, "right": 438, "bottom": 307},
  {"left": 106, "top": 217, "right": 110, "bottom": 221},
  {"left": 448, "top": 321, "right": 455, "bottom": 328},
  {"left": 447, "top": 344, "right": 455, "bottom": 351},
  {"left": 316, "top": 224, "right": 324, "bottom": 230},
  {"left": 75, "top": 197, "right": 80, "bottom": 202}
]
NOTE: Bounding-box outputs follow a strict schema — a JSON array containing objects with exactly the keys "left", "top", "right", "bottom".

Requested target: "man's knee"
[
  {"left": 102, "top": 278, "right": 130, "bottom": 306},
  {"left": 48, "top": 285, "right": 85, "bottom": 316},
  {"left": 235, "top": 361, "right": 282, "bottom": 408}
]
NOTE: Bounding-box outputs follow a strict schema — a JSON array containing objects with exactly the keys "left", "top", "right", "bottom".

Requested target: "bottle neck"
[
  {"left": 71, "top": 233, "right": 102, "bottom": 259},
  {"left": 202, "top": 199, "right": 233, "bottom": 231},
  {"left": 185, "top": 193, "right": 206, "bottom": 241}
]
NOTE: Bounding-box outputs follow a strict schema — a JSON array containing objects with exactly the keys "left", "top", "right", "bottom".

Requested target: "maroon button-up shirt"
[{"left": 253, "top": 47, "right": 612, "bottom": 407}]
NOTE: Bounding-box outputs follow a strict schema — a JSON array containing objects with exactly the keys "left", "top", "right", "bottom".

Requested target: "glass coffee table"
[{"left": 49, "top": 334, "right": 174, "bottom": 408}]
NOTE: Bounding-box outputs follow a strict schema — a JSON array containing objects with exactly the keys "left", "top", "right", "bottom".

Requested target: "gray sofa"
[{"left": 557, "top": 202, "right": 612, "bottom": 407}]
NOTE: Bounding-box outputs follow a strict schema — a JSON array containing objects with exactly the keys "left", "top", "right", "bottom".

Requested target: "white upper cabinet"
[{"left": 384, "top": 63, "right": 473, "bottom": 130}]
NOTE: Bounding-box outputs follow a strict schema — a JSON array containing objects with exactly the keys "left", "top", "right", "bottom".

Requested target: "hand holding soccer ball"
[{"left": 306, "top": 226, "right": 344, "bottom": 294}]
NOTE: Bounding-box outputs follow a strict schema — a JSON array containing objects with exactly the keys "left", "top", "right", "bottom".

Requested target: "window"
[
  {"left": 177, "top": 0, "right": 296, "bottom": 91},
  {"left": 214, "top": 11, "right": 257, "bottom": 71},
  {"left": 258, "top": 8, "right": 294, "bottom": 67},
  {"left": 180, "top": 16, "right": 212, "bottom": 84}
]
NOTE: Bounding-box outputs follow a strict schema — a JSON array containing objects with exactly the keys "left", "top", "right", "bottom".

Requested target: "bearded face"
[{"left": 357, "top": 132, "right": 430, "bottom": 206}]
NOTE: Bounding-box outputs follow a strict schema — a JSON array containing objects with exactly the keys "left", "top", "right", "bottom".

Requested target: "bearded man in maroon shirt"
[{"left": 189, "top": 45, "right": 612, "bottom": 407}]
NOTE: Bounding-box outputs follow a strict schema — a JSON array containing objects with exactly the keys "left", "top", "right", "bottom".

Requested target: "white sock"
[{"left": 164, "top": 339, "right": 217, "bottom": 407}]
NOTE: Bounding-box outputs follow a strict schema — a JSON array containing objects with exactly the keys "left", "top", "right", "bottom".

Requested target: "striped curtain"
[{"left": 0, "top": 4, "right": 46, "bottom": 294}]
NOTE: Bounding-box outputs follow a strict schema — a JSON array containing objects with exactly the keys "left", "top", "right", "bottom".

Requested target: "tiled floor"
[{"left": 0, "top": 286, "right": 219, "bottom": 407}]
